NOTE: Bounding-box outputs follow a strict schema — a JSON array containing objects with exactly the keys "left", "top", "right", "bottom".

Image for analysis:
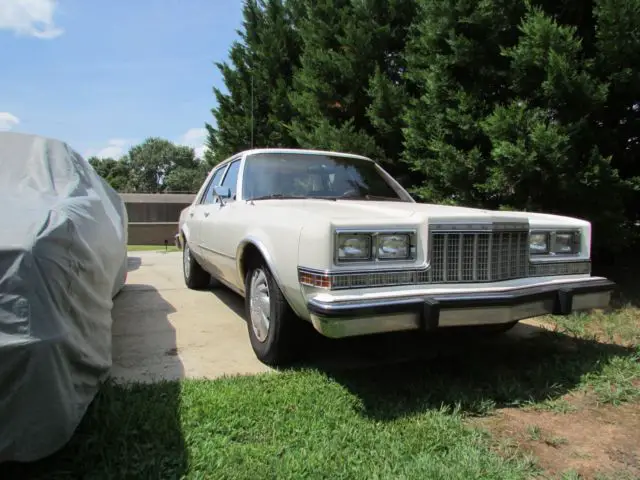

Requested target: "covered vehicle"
[{"left": 0, "top": 132, "right": 128, "bottom": 462}]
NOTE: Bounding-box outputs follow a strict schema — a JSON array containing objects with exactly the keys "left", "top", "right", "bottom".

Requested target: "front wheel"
[
  {"left": 183, "top": 242, "right": 211, "bottom": 289},
  {"left": 245, "top": 262, "right": 299, "bottom": 366}
]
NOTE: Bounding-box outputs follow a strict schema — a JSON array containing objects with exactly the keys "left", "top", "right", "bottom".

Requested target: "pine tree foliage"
[
  {"left": 205, "top": 0, "right": 301, "bottom": 165},
  {"left": 204, "top": 0, "right": 640, "bottom": 253},
  {"left": 403, "top": 0, "right": 640, "bottom": 251},
  {"left": 288, "top": 0, "right": 417, "bottom": 179}
]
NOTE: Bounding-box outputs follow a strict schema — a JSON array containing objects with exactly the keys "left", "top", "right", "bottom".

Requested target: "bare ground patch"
[
  {"left": 471, "top": 305, "right": 640, "bottom": 479},
  {"left": 474, "top": 400, "right": 640, "bottom": 479}
]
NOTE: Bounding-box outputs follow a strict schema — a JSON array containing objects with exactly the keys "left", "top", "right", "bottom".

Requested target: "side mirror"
[{"left": 213, "top": 185, "right": 232, "bottom": 204}]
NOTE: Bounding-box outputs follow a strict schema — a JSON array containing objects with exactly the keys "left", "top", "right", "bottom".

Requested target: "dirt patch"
[{"left": 474, "top": 400, "right": 640, "bottom": 478}]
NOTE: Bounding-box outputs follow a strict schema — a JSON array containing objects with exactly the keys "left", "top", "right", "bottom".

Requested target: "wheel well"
[{"left": 239, "top": 243, "right": 265, "bottom": 282}]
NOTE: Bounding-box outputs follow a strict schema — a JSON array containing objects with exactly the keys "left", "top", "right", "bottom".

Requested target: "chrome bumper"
[
  {"left": 174, "top": 233, "right": 182, "bottom": 250},
  {"left": 307, "top": 278, "right": 615, "bottom": 338}
]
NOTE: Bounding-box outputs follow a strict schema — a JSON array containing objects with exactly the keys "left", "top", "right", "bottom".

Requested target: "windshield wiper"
[
  {"left": 340, "top": 194, "right": 404, "bottom": 201},
  {"left": 249, "top": 194, "right": 336, "bottom": 201}
]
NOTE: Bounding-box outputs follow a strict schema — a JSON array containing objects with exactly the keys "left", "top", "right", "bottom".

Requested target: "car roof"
[{"left": 239, "top": 148, "right": 374, "bottom": 162}]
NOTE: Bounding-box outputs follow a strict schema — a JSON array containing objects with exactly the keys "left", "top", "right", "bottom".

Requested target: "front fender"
[
  {"left": 235, "top": 230, "right": 307, "bottom": 319},
  {"left": 178, "top": 207, "right": 192, "bottom": 244}
]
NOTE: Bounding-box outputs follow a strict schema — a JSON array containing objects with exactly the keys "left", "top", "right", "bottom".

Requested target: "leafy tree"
[
  {"left": 126, "top": 138, "right": 198, "bottom": 192},
  {"left": 88, "top": 156, "right": 133, "bottom": 192},
  {"left": 205, "top": 0, "right": 301, "bottom": 165},
  {"left": 163, "top": 163, "right": 210, "bottom": 193},
  {"left": 89, "top": 138, "right": 204, "bottom": 193},
  {"left": 591, "top": 0, "right": 640, "bottom": 234}
]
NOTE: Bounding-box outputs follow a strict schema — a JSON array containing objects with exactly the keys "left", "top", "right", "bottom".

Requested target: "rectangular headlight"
[
  {"left": 553, "top": 231, "right": 580, "bottom": 254},
  {"left": 529, "top": 232, "right": 549, "bottom": 254},
  {"left": 377, "top": 234, "right": 411, "bottom": 260},
  {"left": 336, "top": 233, "right": 372, "bottom": 262}
]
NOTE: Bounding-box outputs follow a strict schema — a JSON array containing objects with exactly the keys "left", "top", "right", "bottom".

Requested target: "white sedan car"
[{"left": 177, "top": 148, "right": 615, "bottom": 366}]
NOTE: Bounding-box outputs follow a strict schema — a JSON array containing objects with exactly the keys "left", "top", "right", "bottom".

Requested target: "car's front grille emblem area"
[{"left": 430, "top": 230, "right": 529, "bottom": 283}]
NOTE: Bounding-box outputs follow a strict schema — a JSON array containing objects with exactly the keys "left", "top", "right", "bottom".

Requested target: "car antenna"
[{"left": 250, "top": 73, "right": 254, "bottom": 149}]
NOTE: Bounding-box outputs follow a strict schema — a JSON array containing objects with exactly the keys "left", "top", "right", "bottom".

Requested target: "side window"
[
  {"left": 200, "top": 166, "right": 227, "bottom": 205},
  {"left": 220, "top": 160, "right": 241, "bottom": 200}
]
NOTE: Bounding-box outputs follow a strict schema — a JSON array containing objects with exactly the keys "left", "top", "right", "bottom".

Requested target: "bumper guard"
[{"left": 307, "top": 278, "right": 615, "bottom": 338}]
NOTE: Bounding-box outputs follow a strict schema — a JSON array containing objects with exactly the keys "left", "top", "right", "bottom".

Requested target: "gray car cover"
[{"left": 0, "top": 132, "right": 128, "bottom": 463}]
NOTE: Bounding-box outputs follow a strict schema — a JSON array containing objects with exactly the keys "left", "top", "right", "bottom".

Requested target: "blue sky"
[{"left": 0, "top": 0, "right": 244, "bottom": 158}]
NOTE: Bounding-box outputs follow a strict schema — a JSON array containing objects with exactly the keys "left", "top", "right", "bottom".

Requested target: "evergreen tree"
[
  {"left": 403, "top": 0, "right": 638, "bottom": 252},
  {"left": 289, "top": 0, "right": 417, "bottom": 181},
  {"left": 205, "top": 0, "right": 301, "bottom": 165}
]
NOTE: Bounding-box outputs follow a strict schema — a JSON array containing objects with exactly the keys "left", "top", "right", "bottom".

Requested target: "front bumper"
[
  {"left": 174, "top": 233, "right": 182, "bottom": 250},
  {"left": 307, "top": 278, "right": 615, "bottom": 338}
]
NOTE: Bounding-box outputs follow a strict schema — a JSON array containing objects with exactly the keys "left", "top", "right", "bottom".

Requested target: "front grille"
[
  {"left": 430, "top": 230, "right": 529, "bottom": 283},
  {"left": 330, "top": 269, "right": 431, "bottom": 289}
]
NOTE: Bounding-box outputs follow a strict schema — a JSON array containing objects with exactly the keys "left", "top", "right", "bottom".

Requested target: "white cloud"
[
  {"left": 178, "top": 127, "right": 208, "bottom": 159},
  {"left": 0, "top": 0, "right": 63, "bottom": 39},
  {"left": 87, "top": 128, "right": 209, "bottom": 161},
  {"left": 85, "top": 138, "right": 133, "bottom": 160},
  {"left": 0, "top": 112, "right": 20, "bottom": 131}
]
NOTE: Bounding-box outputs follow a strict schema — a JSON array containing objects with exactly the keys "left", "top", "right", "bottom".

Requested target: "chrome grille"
[
  {"left": 529, "top": 261, "right": 591, "bottom": 277},
  {"left": 430, "top": 230, "right": 529, "bottom": 283},
  {"left": 330, "top": 269, "right": 431, "bottom": 289}
]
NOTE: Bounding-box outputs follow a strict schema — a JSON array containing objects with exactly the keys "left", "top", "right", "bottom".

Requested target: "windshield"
[{"left": 242, "top": 152, "right": 411, "bottom": 202}]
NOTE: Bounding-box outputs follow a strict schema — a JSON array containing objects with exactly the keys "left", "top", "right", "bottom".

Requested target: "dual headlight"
[
  {"left": 336, "top": 229, "right": 580, "bottom": 262},
  {"left": 336, "top": 232, "right": 414, "bottom": 262},
  {"left": 530, "top": 231, "right": 581, "bottom": 255}
]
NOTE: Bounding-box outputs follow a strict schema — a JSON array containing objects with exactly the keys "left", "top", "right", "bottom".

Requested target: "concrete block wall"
[
  {"left": 128, "top": 222, "right": 181, "bottom": 246},
  {"left": 120, "top": 193, "right": 196, "bottom": 245}
]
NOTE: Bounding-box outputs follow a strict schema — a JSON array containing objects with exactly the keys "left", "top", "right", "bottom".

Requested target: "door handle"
[{"left": 204, "top": 212, "right": 210, "bottom": 217}]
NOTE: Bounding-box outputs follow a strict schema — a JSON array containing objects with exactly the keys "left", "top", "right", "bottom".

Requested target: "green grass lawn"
[
  {"left": 2, "top": 374, "right": 540, "bottom": 480},
  {"left": 2, "top": 264, "right": 639, "bottom": 479},
  {"left": 128, "top": 244, "right": 180, "bottom": 253},
  {"left": 3, "top": 307, "right": 638, "bottom": 479}
]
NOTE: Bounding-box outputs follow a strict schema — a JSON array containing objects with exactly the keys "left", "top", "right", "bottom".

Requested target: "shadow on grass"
[
  {"left": 594, "top": 255, "right": 640, "bottom": 308},
  {"left": 298, "top": 323, "right": 637, "bottom": 421},
  {"left": 0, "top": 284, "right": 188, "bottom": 479},
  {"left": 205, "top": 280, "right": 637, "bottom": 421}
]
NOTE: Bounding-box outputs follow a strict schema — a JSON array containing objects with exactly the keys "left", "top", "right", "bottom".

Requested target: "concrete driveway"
[
  {"left": 111, "top": 251, "right": 548, "bottom": 383},
  {"left": 111, "top": 251, "right": 271, "bottom": 382}
]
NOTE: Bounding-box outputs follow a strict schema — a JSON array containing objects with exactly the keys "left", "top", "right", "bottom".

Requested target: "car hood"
[{"left": 251, "top": 199, "right": 588, "bottom": 227}]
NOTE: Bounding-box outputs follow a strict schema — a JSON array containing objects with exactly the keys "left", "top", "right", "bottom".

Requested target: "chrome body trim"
[
  {"left": 298, "top": 261, "right": 592, "bottom": 290},
  {"left": 429, "top": 221, "right": 530, "bottom": 232},
  {"left": 201, "top": 245, "right": 235, "bottom": 260},
  {"left": 307, "top": 278, "right": 615, "bottom": 338}
]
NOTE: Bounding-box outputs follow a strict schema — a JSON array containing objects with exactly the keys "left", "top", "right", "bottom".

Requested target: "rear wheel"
[
  {"left": 183, "top": 242, "right": 211, "bottom": 289},
  {"left": 245, "top": 261, "right": 299, "bottom": 366}
]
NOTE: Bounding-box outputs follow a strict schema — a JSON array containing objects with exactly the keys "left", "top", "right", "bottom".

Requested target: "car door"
[
  {"left": 188, "top": 164, "right": 228, "bottom": 261},
  {"left": 200, "top": 158, "right": 242, "bottom": 284}
]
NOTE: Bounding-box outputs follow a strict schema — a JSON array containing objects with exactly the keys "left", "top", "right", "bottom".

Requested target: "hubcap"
[
  {"left": 249, "top": 268, "right": 271, "bottom": 342},
  {"left": 183, "top": 245, "right": 191, "bottom": 279}
]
